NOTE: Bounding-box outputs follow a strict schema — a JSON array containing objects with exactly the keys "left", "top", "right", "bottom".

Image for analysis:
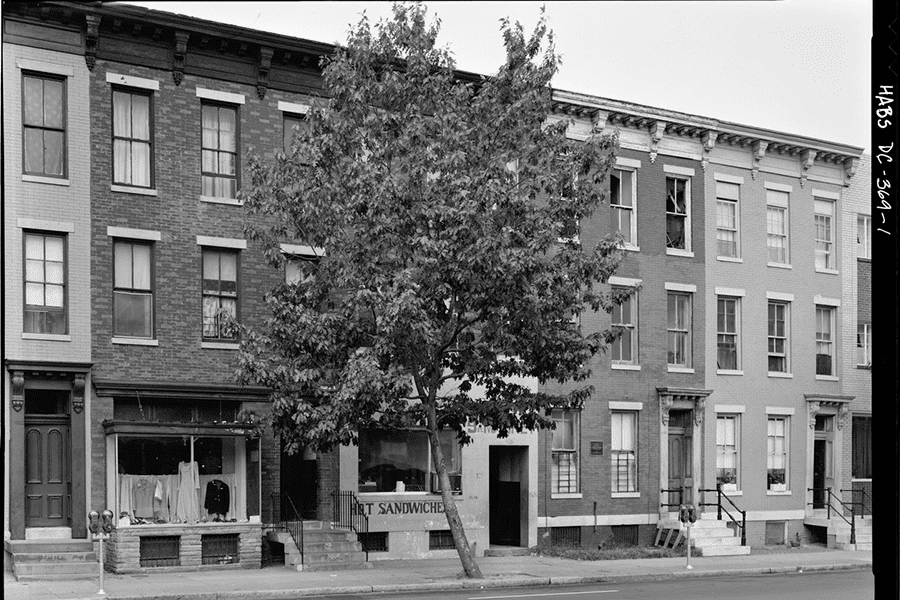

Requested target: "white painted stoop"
[{"left": 687, "top": 514, "right": 751, "bottom": 557}]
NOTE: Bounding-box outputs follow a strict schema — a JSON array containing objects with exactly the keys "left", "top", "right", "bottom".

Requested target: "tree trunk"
[{"left": 427, "top": 408, "right": 483, "bottom": 579}]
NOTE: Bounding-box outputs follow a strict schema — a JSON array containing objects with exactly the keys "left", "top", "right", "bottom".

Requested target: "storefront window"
[{"left": 358, "top": 430, "right": 461, "bottom": 494}]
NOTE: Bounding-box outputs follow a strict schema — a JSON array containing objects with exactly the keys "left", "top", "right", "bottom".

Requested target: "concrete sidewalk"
[{"left": 3, "top": 548, "right": 872, "bottom": 600}]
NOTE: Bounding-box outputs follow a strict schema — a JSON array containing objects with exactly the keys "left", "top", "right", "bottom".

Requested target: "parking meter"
[
  {"left": 88, "top": 510, "right": 101, "bottom": 535},
  {"left": 101, "top": 509, "right": 116, "bottom": 534}
]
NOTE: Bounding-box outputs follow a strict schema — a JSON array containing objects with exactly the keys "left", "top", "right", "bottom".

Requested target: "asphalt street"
[{"left": 305, "top": 570, "right": 875, "bottom": 600}]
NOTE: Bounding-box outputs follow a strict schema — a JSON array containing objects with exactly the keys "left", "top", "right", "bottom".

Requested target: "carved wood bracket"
[
  {"left": 72, "top": 374, "right": 86, "bottom": 413},
  {"left": 657, "top": 387, "right": 713, "bottom": 426},
  {"left": 799, "top": 149, "right": 816, "bottom": 188},
  {"left": 700, "top": 131, "right": 717, "bottom": 172},
  {"left": 84, "top": 14, "right": 101, "bottom": 71},
  {"left": 11, "top": 371, "right": 25, "bottom": 412},
  {"left": 257, "top": 46, "right": 274, "bottom": 100},
  {"left": 844, "top": 157, "right": 860, "bottom": 184},
  {"left": 806, "top": 397, "right": 853, "bottom": 430},
  {"left": 649, "top": 121, "right": 667, "bottom": 164},
  {"left": 751, "top": 140, "right": 768, "bottom": 180},
  {"left": 172, "top": 31, "right": 190, "bottom": 86}
]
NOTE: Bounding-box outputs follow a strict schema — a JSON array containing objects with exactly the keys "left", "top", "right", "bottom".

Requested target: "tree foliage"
[{"left": 237, "top": 2, "right": 627, "bottom": 578}]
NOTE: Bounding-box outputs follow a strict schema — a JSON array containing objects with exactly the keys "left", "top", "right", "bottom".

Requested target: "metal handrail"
[
  {"left": 840, "top": 487, "right": 873, "bottom": 518},
  {"left": 808, "top": 487, "right": 855, "bottom": 544},
  {"left": 331, "top": 491, "right": 369, "bottom": 561},
  {"left": 659, "top": 487, "right": 684, "bottom": 510},
  {"left": 271, "top": 492, "right": 305, "bottom": 568},
  {"left": 699, "top": 484, "right": 746, "bottom": 546}
]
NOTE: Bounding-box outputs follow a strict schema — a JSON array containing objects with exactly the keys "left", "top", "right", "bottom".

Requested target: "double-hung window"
[
  {"left": 857, "top": 215, "right": 871, "bottom": 259},
  {"left": 201, "top": 103, "right": 238, "bottom": 199},
  {"left": 665, "top": 177, "right": 689, "bottom": 251},
  {"left": 767, "top": 301, "right": 789, "bottom": 373},
  {"left": 767, "top": 417, "right": 788, "bottom": 491},
  {"left": 283, "top": 113, "right": 306, "bottom": 154},
  {"left": 23, "top": 72, "right": 66, "bottom": 177},
  {"left": 113, "top": 240, "right": 154, "bottom": 338},
  {"left": 716, "top": 296, "right": 740, "bottom": 370},
  {"left": 715, "top": 181, "right": 740, "bottom": 258},
  {"left": 611, "top": 290, "right": 637, "bottom": 364},
  {"left": 815, "top": 305, "right": 835, "bottom": 376},
  {"left": 551, "top": 410, "right": 579, "bottom": 494},
  {"left": 766, "top": 190, "right": 790, "bottom": 265},
  {"left": 112, "top": 88, "right": 153, "bottom": 187},
  {"left": 857, "top": 322, "right": 872, "bottom": 366},
  {"left": 716, "top": 414, "right": 740, "bottom": 489},
  {"left": 814, "top": 199, "right": 835, "bottom": 270},
  {"left": 610, "top": 169, "right": 636, "bottom": 247},
  {"left": 202, "top": 249, "right": 238, "bottom": 341},
  {"left": 611, "top": 411, "right": 637, "bottom": 493},
  {"left": 667, "top": 292, "right": 691, "bottom": 367},
  {"left": 24, "top": 232, "right": 67, "bottom": 334}
]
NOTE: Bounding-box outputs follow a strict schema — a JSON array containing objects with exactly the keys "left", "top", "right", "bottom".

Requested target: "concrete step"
[
  {"left": 13, "top": 561, "right": 99, "bottom": 577},
  {"left": 5, "top": 539, "right": 93, "bottom": 554},
  {"left": 484, "top": 547, "right": 531, "bottom": 557},
  {"left": 302, "top": 550, "right": 368, "bottom": 564},
  {"left": 11, "top": 551, "right": 98, "bottom": 563},
  {"left": 299, "top": 561, "right": 373, "bottom": 572},
  {"left": 300, "top": 540, "right": 362, "bottom": 553},
  {"left": 691, "top": 536, "right": 742, "bottom": 547},
  {"left": 695, "top": 544, "right": 751, "bottom": 557},
  {"left": 688, "top": 528, "right": 738, "bottom": 539},
  {"left": 689, "top": 519, "right": 736, "bottom": 529}
]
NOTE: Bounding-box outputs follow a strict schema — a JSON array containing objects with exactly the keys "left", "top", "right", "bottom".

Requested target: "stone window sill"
[
  {"left": 666, "top": 248, "right": 694, "bottom": 258},
  {"left": 22, "top": 333, "right": 71, "bottom": 342},
  {"left": 611, "top": 492, "right": 640, "bottom": 499},
  {"left": 611, "top": 363, "right": 641, "bottom": 371},
  {"left": 200, "top": 195, "right": 243, "bottom": 206},
  {"left": 111, "top": 185, "right": 158, "bottom": 196},
  {"left": 23, "top": 174, "right": 69, "bottom": 186},
  {"left": 201, "top": 341, "right": 240, "bottom": 350},
  {"left": 112, "top": 337, "right": 158, "bottom": 346},
  {"left": 551, "top": 493, "right": 582, "bottom": 500}
]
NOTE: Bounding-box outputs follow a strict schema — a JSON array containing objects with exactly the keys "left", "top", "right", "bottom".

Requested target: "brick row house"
[{"left": 3, "top": 1, "right": 868, "bottom": 576}]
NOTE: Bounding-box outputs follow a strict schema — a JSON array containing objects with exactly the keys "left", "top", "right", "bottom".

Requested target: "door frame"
[
  {"left": 488, "top": 445, "right": 528, "bottom": 547},
  {"left": 805, "top": 396, "right": 852, "bottom": 517},
  {"left": 657, "top": 388, "right": 712, "bottom": 519}
]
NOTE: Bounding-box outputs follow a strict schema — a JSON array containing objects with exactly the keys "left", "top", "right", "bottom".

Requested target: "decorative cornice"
[
  {"left": 660, "top": 394, "right": 674, "bottom": 426},
  {"left": 92, "top": 379, "right": 271, "bottom": 401},
  {"left": 591, "top": 109, "right": 608, "bottom": 132},
  {"left": 800, "top": 149, "right": 817, "bottom": 188},
  {"left": 844, "top": 156, "right": 860, "bottom": 182},
  {"left": 837, "top": 403, "right": 850, "bottom": 430},
  {"left": 649, "top": 121, "right": 667, "bottom": 164},
  {"left": 11, "top": 371, "right": 25, "bottom": 412},
  {"left": 172, "top": 30, "right": 189, "bottom": 86},
  {"left": 84, "top": 14, "right": 101, "bottom": 71},
  {"left": 72, "top": 374, "right": 86, "bottom": 414},
  {"left": 807, "top": 401, "right": 820, "bottom": 428},
  {"left": 751, "top": 140, "right": 768, "bottom": 180},
  {"left": 657, "top": 387, "right": 713, "bottom": 426},
  {"left": 694, "top": 395, "right": 706, "bottom": 426},
  {"left": 805, "top": 395, "right": 853, "bottom": 429},
  {"left": 257, "top": 46, "right": 274, "bottom": 100},
  {"left": 701, "top": 131, "right": 717, "bottom": 172}
]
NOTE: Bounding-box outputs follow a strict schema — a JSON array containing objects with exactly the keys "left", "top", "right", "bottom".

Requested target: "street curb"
[{"left": 94, "top": 562, "right": 871, "bottom": 600}]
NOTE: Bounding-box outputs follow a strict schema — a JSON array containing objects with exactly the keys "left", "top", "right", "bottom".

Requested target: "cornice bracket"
[
  {"left": 844, "top": 157, "right": 860, "bottom": 185},
  {"left": 591, "top": 109, "right": 608, "bottom": 133},
  {"left": 11, "top": 371, "right": 25, "bottom": 412},
  {"left": 84, "top": 14, "right": 101, "bottom": 71},
  {"left": 72, "top": 374, "right": 86, "bottom": 414},
  {"left": 172, "top": 31, "right": 190, "bottom": 86},
  {"left": 701, "top": 131, "right": 718, "bottom": 172},
  {"left": 751, "top": 140, "right": 768, "bottom": 180},
  {"left": 799, "top": 149, "right": 816, "bottom": 188},
  {"left": 649, "top": 121, "right": 667, "bottom": 164},
  {"left": 257, "top": 46, "right": 274, "bottom": 100}
]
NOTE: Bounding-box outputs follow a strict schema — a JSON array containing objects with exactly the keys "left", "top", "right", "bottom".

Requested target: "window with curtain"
[
  {"left": 23, "top": 72, "right": 66, "bottom": 177},
  {"left": 857, "top": 215, "right": 871, "bottom": 259},
  {"left": 716, "top": 297, "right": 739, "bottom": 370},
  {"left": 202, "top": 249, "right": 238, "bottom": 340},
  {"left": 551, "top": 410, "right": 579, "bottom": 494},
  {"left": 715, "top": 181, "right": 739, "bottom": 258},
  {"left": 766, "top": 190, "right": 789, "bottom": 264},
  {"left": 201, "top": 103, "right": 238, "bottom": 199},
  {"left": 851, "top": 416, "right": 871, "bottom": 479},
  {"left": 814, "top": 199, "right": 834, "bottom": 270},
  {"left": 611, "top": 290, "right": 636, "bottom": 364},
  {"left": 610, "top": 169, "right": 636, "bottom": 246},
  {"left": 667, "top": 292, "right": 691, "bottom": 367},
  {"left": 113, "top": 88, "right": 152, "bottom": 187},
  {"left": 611, "top": 411, "right": 637, "bottom": 493},
  {"left": 114, "top": 240, "right": 153, "bottom": 338},
  {"left": 767, "top": 417, "right": 788, "bottom": 490},
  {"left": 716, "top": 415, "right": 739, "bottom": 488},
  {"left": 665, "top": 177, "right": 689, "bottom": 250},
  {"left": 282, "top": 113, "right": 307, "bottom": 154},
  {"left": 857, "top": 322, "right": 872, "bottom": 366},
  {"left": 815, "top": 306, "right": 834, "bottom": 376},
  {"left": 768, "top": 301, "right": 789, "bottom": 373},
  {"left": 24, "top": 232, "right": 67, "bottom": 334}
]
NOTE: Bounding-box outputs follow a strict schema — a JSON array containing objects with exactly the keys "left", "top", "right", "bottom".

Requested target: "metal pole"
[
  {"left": 685, "top": 523, "right": 692, "bottom": 569},
  {"left": 97, "top": 535, "right": 106, "bottom": 595}
]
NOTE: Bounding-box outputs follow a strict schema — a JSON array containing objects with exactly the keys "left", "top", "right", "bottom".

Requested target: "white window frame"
[
  {"left": 610, "top": 411, "right": 638, "bottom": 494},
  {"left": 610, "top": 168, "right": 638, "bottom": 250},
  {"left": 551, "top": 410, "right": 579, "bottom": 496},
  {"left": 665, "top": 174, "right": 692, "bottom": 255},
  {"left": 814, "top": 198, "right": 836, "bottom": 272},
  {"left": 716, "top": 414, "right": 740, "bottom": 491},
  {"left": 766, "top": 189, "right": 790, "bottom": 267},
  {"left": 715, "top": 181, "right": 740, "bottom": 259},
  {"left": 857, "top": 214, "right": 872, "bottom": 259},
  {"left": 666, "top": 291, "right": 692, "bottom": 368},
  {"left": 716, "top": 295, "right": 741, "bottom": 373},
  {"left": 767, "top": 300, "right": 790, "bottom": 375},
  {"left": 815, "top": 305, "right": 836, "bottom": 378},
  {"left": 766, "top": 416, "right": 789, "bottom": 492},
  {"left": 611, "top": 288, "right": 637, "bottom": 365},
  {"left": 857, "top": 322, "right": 872, "bottom": 367}
]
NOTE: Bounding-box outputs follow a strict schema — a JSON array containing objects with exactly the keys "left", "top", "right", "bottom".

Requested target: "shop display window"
[{"left": 358, "top": 430, "right": 461, "bottom": 494}]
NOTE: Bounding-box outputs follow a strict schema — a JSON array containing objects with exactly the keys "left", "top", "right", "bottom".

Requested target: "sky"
[{"left": 121, "top": 1, "right": 872, "bottom": 151}]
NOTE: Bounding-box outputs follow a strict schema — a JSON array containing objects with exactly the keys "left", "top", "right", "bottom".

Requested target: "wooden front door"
[
  {"left": 813, "top": 415, "right": 835, "bottom": 509},
  {"left": 667, "top": 411, "right": 693, "bottom": 508},
  {"left": 24, "top": 415, "right": 71, "bottom": 527}
]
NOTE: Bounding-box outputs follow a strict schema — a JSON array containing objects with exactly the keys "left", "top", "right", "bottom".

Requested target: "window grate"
[
  {"left": 201, "top": 533, "right": 240, "bottom": 565},
  {"left": 139, "top": 536, "right": 180, "bottom": 567},
  {"left": 551, "top": 526, "right": 581, "bottom": 547},
  {"left": 428, "top": 530, "right": 455, "bottom": 550},
  {"left": 359, "top": 532, "right": 388, "bottom": 553},
  {"left": 765, "top": 521, "right": 786, "bottom": 545},
  {"left": 610, "top": 525, "right": 638, "bottom": 546}
]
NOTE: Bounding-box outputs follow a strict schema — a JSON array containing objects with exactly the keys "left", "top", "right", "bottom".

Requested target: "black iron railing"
[
  {"left": 841, "top": 487, "right": 873, "bottom": 518},
  {"left": 699, "top": 483, "right": 747, "bottom": 546},
  {"left": 660, "top": 487, "right": 683, "bottom": 510},
  {"left": 331, "top": 490, "right": 369, "bottom": 561},
  {"left": 808, "top": 487, "right": 855, "bottom": 544},
  {"left": 270, "top": 492, "right": 305, "bottom": 568}
]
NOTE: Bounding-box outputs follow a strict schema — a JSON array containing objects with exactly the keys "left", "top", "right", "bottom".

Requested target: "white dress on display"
[{"left": 175, "top": 461, "right": 200, "bottom": 523}]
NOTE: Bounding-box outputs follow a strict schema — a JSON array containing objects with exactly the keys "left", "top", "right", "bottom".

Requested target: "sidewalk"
[{"left": 3, "top": 548, "right": 872, "bottom": 600}]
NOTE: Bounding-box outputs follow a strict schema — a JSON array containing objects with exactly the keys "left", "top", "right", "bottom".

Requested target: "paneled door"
[{"left": 24, "top": 415, "right": 70, "bottom": 527}]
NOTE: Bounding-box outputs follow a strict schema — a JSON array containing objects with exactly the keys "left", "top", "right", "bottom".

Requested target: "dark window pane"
[
  {"left": 44, "top": 130, "right": 64, "bottom": 176},
  {"left": 24, "top": 128, "right": 43, "bottom": 173},
  {"left": 114, "top": 291, "right": 153, "bottom": 337}
]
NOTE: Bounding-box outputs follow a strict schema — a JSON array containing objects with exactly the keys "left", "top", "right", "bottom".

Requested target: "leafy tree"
[{"left": 238, "top": 2, "right": 628, "bottom": 579}]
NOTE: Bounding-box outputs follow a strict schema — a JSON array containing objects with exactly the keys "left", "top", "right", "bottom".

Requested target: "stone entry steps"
[
  {"left": 5, "top": 539, "right": 99, "bottom": 582},
  {"left": 827, "top": 517, "right": 873, "bottom": 551},
  {"left": 655, "top": 516, "right": 751, "bottom": 557},
  {"left": 267, "top": 521, "right": 372, "bottom": 572}
]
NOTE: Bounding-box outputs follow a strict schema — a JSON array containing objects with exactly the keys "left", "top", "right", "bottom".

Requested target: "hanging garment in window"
[
  {"left": 175, "top": 461, "right": 201, "bottom": 523},
  {"left": 204, "top": 479, "right": 231, "bottom": 516}
]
